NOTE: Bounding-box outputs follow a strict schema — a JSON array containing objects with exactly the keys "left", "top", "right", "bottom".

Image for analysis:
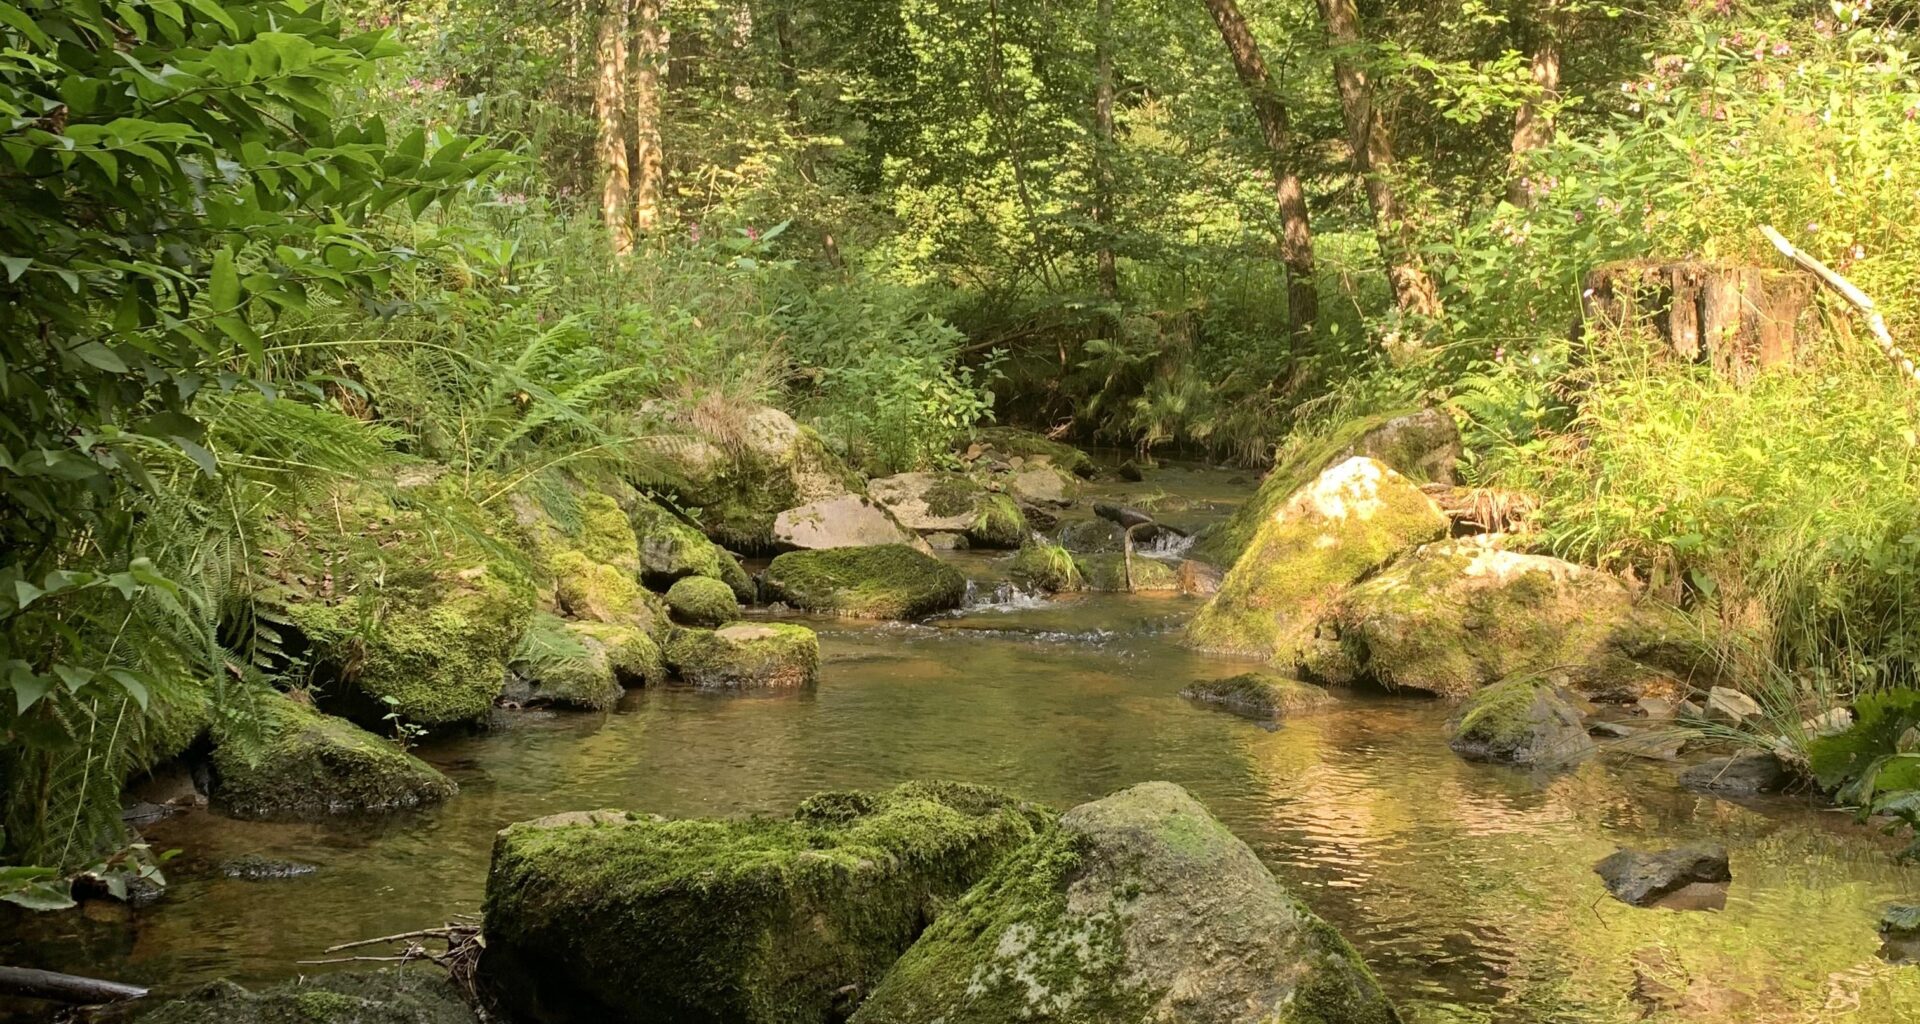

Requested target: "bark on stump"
[{"left": 1581, "top": 261, "right": 1814, "bottom": 381}]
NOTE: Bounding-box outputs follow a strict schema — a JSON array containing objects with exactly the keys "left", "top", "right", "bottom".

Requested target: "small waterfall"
[
  {"left": 1144, "top": 530, "right": 1196, "bottom": 559},
  {"left": 961, "top": 577, "right": 1051, "bottom": 612}
]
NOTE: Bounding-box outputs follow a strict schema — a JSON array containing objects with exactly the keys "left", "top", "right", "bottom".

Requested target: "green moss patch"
[
  {"left": 1448, "top": 676, "right": 1595, "bottom": 766},
  {"left": 1180, "top": 673, "right": 1332, "bottom": 721},
  {"left": 1073, "top": 552, "right": 1179, "bottom": 593},
  {"left": 1009, "top": 541, "right": 1084, "bottom": 593},
  {"left": 209, "top": 697, "right": 455, "bottom": 820},
  {"left": 968, "top": 426, "right": 1097, "bottom": 477},
  {"left": 480, "top": 781, "right": 1048, "bottom": 1024},
  {"left": 666, "top": 575, "right": 740, "bottom": 627},
  {"left": 663, "top": 623, "right": 820, "bottom": 689},
  {"left": 133, "top": 966, "right": 475, "bottom": 1024},
  {"left": 764, "top": 545, "right": 967, "bottom": 619}
]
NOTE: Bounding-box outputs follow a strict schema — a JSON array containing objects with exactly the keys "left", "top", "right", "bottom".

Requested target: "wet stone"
[{"left": 1594, "top": 844, "right": 1731, "bottom": 907}]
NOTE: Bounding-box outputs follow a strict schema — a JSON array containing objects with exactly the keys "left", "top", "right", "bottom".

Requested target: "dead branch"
[
  {"left": 1761, "top": 224, "right": 1920, "bottom": 386},
  {"left": 0, "top": 966, "right": 147, "bottom": 1005}
]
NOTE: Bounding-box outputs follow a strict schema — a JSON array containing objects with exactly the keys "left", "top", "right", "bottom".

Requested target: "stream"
[{"left": 7, "top": 463, "right": 1920, "bottom": 1023}]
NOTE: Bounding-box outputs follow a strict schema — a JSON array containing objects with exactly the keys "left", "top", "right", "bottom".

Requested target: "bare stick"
[
  {"left": 1760, "top": 224, "right": 1920, "bottom": 386},
  {"left": 0, "top": 965, "right": 147, "bottom": 1004},
  {"left": 295, "top": 955, "right": 418, "bottom": 966},
  {"left": 321, "top": 928, "right": 458, "bottom": 954}
]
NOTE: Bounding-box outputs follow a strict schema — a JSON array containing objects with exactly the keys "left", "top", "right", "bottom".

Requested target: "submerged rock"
[
  {"left": 1181, "top": 673, "right": 1332, "bottom": 721},
  {"left": 1447, "top": 677, "right": 1596, "bottom": 767},
  {"left": 772, "top": 493, "right": 920, "bottom": 550},
  {"left": 663, "top": 622, "right": 819, "bottom": 689},
  {"left": 1594, "top": 844, "right": 1731, "bottom": 907},
  {"left": 1186, "top": 457, "right": 1448, "bottom": 664},
  {"left": 665, "top": 575, "right": 740, "bottom": 627},
  {"left": 1678, "top": 750, "right": 1791, "bottom": 795},
  {"left": 852, "top": 782, "right": 1400, "bottom": 1024},
  {"left": 869, "top": 472, "right": 1029, "bottom": 549},
  {"left": 1317, "top": 536, "right": 1693, "bottom": 700},
  {"left": 763, "top": 544, "right": 967, "bottom": 619},
  {"left": 133, "top": 966, "right": 475, "bottom": 1024},
  {"left": 480, "top": 781, "right": 1047, "bottom": 1024},
  {"left": 217, "top": 855, "right": 318, "bottom": 880},
  {"left": 209, "top": 697, "right": 455, "bottom": 820},
  {"left": 1192, "top": 408, "right": 1460, "bottom": 567}
]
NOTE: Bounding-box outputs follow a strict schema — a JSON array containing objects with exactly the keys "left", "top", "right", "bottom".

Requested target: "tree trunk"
[
  {"left": 631, "top": 0, "right": 668, "bottom": 236},
  {"left": 1315, "top": 0, "right": 1442, "bottom": 321},
  {"left": 1505, "top": 10, "right": 1562, "bottom": 208},
  {"left": 594, "top": 0, "right": 633, "bottom": 255},
  {"left": 774, "top": 3, "right": 800, "bottom": 123},
  {"left": 1203, "top": 0, "right": 1317, "bottom": 338},
  {"left": 1092, "top": 0, "right": 1118, "bottom": 303}
]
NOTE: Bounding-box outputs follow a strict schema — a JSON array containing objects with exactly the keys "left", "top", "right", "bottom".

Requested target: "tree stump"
[{"left": 1580, "top": 261, "right": 1814, "bottom": 381}]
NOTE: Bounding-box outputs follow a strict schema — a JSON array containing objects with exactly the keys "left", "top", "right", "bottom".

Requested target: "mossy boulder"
[
  {"left": 1181, "top": 673, "right": 1332, "bottom": 721},
  {"left": 1447, "top": 677, "right": 1595, "bottom": 767},
  {"left": 964, "top": 426, "right": 1097, "bottom": 478},
  {"left": 1318, "top": 536, "right": 1694, "bottom": 700},
  {"left": 209, "top": 697, "right": 456, "bottom": 820},
  {"left": 665, "top": 575, "right": 740, "bottom": 627},
  {"left": 1186, "top": 458, "right": 1447, "bottom": 665},
  {"left": 1193, "top": 409, "right": 1460, "bottom": 568},
  {"left": 628, "top": 495, "right": 754, "bottom": 600},
  {"left": 130, "top": 967, "right": 477, "bottom": 1024},
  {"left": 869, "top": 472, "right": 1030, "bottom": 550},
  {"left": 480, "top": 781, "right": 1049, "bottom": 1024},
  {"left": 1009, "top": 541, "right": 1084, "bottom": 593},
  {"left": 509, "top": 489, "right": 667, "bottom": 637},
  {"left": 630, "top": 405, "right": 866, "bottom": 553},
  {"left": 772, "top": 493, "right": 921, "bottom": 550},
  {"left": 512, "top": 616, "right": 660, "bottom": 710},
  {"left": 1073, "top": 552, "right": 1180, "bottom": 593},
  {"left": 1055, "top": 517, "right": 1123, "bottom": 553},
  {"left": 663, "top": 622, "right": 820, "bottom": 689},
  {"left": 853, "top": 782, "right": 1400, "bottom": 1024},
  {"left": 764, "top": 545, "right": 967, "bottom": 619}
]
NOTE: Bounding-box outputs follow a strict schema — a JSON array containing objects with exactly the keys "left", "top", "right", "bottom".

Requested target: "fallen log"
[{"left": 0, "top": 965, "right": 147, "bottom": 1004}]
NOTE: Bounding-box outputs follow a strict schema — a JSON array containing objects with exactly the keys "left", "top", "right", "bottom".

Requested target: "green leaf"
[
  {"left": 73, "top": 341, "right": 129, "bottom": 373},
  {"left": 173, "top": 437, "right": 218, "bottom": 478},
  {"left": 12, "top": 579, "right": 43, "bottom": 608},
  {"left": 209, "top": 247, "right": 240, "bottom": 311},
  {"left": 1, "top": 881, "right": 77, "bottom": 913},
  {"left": 0, "top": 256, "right": 28, "bottom": 283}
]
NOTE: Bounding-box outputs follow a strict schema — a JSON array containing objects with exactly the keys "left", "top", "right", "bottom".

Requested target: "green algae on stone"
[
  {"left": 1009, "top": 541, "right": 1084, "bottom": 593},
  {"left": 764, "top": 545, "right": 967, "bottom": 619},
  {"left": 1192, "top": 409, "right": 1459, "bottom": 568},
  {"left": 663, "top": 622, "right": 820, "bottom": 689},
  {"left": 1186, "top": 457, "right": 1447, "bottom": 665},
  {"left": 1073, "top": 552, "right": 1180, "bottom": 593},
  {"left": 852, "top": 781, "right": 1401, "bottom": 1024},
  {"left": 131, "top": 966, "right": 476, "bottom": 1024},
  {"left": 1326, "top": 537, "right": 1693, "bottom": 700},
  {"left": 1181, "top": 672, "right": 1332, "bottom": 721},
  {"left": 1447, "top": 676, "right": 1595, "bottom": 766},
  {"left": 209, "top": 697, "right": 455, "bottom": 820},
  {"left": 480, "top": 781, "right": 1048, "bottom": 1024},
  {"left": 665, "top": 575, "right": 740, "bottom": 627}
]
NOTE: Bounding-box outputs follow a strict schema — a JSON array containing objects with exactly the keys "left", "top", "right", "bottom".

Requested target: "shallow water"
[{"left": 8, "top": 469, "right": 1920, "bottom": 1022}]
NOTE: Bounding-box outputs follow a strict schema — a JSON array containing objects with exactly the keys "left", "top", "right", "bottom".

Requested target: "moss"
[
  {"left": 480, "top": 781, "right": 1046, "bottom": 1024},
  {"left": 1453, "top": 678, "right": 1550, "bottom": 748},
  {"left": 570, "top": 621, "right": 665, "bottom": 686},
  {"left": 1180, "top": 673, "right": 1332, "bottom": 720},
  {"left": 663, "top": 623, "right": 820, "bottom": 689},
  {"left": 209, "top": 697, "right": 455, "bottom": 820},
  {"left": 925, "top": 475, "right": 983, "bottom": 518},
  {"left": 968, "top": 493, "right": 1028, "bottom": 549},
  {"left": 1192, "top": 408, "right": 1458, "bottom": 568},
  {"left": 549, "top": 549, "right": 668, "bottom": 636},
  {"left": 1447, "top": 675, "right": 1594, "bottom": 766},
  {"left": 1009, "top": 542, "right": 1084, "bottom": 593},
  {"left": 1073, "top": 552, "right": 1179, "bottom": 593},
  {"left": 1185, "top": 458, "right": 1448, "bottom": 666},
  {"left": 969, "top": 426, "right": 1097, "bottom": 477},
  {"left": 129, "top": 686, "right": 214, "bottom": 775},
  {"left": 764, "top": 545, "right": 967, "bottom": 619},
  {"left": 133, "top": 966, "right": 475, "bottom": 1024},
  {"left": 665, "top": 575, "right": 740, "bottom": 627},
  {"left": 511, "top": 615, "right": 635, "bottom": 710}
]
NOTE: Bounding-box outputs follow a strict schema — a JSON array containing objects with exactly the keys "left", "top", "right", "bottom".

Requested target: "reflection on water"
[{"left": 7, "top": 589, "right": 1920, "bottom": 1023}]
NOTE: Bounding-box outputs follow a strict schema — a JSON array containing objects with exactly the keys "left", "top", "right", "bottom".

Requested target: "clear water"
[{"left": 8, "top": 468, "right": 1920, "bottom": 1023}]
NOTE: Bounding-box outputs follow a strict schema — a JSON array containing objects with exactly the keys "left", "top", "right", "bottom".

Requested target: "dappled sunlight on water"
[{"left": 5, "top": 586, "right": 1920, "bottom": 1022}]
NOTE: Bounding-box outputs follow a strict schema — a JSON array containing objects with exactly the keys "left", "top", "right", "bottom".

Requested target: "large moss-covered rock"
[
  {"left": 663, "top": 622, "right": 820, "bottom": 689},
  {"left": 272, "top": 483, "right": 537, "bottom": 729},
  {"left": 665, "top": 575, "right": 740, "bottom": 627},
  {"left": 510, "top": 489, "right": 671, "bottom": 637},
  {"left": 209, "top": 697, "right": 455, "bottom": 820},
  {"left": 627, "top": 495, "right": 754, "bottom": 600},
  {"left": 853, "top": 782, "right": 1400, "bottom": 1024},
  {"left": 1186, "top": 458, "right": 1448, "bottom": 665},
  {"left": 1317, "top": 536, "right": 1692, "bottom": 699},
  {"left": 131, "top": 967, "right": 477, "bottom": 1024},
  {"left": 1447, "top": 677, "right": 1595, "bottom": 766},
  {"left": 964, "top": 426, "right": 1098, "bottom": 478},
  {"left": 480, "top": 781, "right": 1049, "bottom": 1024},
  {"left": 512, "top": 616, "right": 660, "bottom": 710},
  {"left": 1194, "top": 409, "right": 1460, "bottom": 568},
  {"left": 764, "top": 545, "right": 967, "bottom": 619},
  {"left": 630, "top": 405, "right": 866, "bottom": 553},
  {"left": 869, "top": 472, "right": 1029, "bottom": 549}
]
